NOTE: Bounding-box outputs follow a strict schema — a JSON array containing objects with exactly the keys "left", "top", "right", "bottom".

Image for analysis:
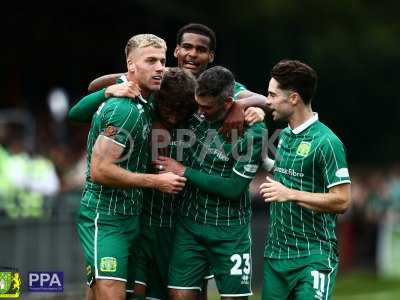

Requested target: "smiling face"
[
  {"left": 174, "top": 32, "right": 214, "bottom": 77},
  {"left": 266, "top": 78, "right": 294, "bottom": 122},
  {"left": 127, "top": 46, "right": 166, "bottom": 96}
]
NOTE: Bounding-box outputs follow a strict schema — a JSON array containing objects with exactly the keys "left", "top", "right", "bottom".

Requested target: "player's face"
[
  {"left": 266, "top": 78, "right": 293, "bottom": 122},
  {"left": 157, "top": 105, "right": 186, "bottom": 129},
  {"left": 128, "top": 47, "right": 166, "bottom": 95},
  {"left": 174, "top": 33, "right": 214, "bottom": 77},
  {"left": 196, "top": 95, "right": 232, "bottom": 122}
]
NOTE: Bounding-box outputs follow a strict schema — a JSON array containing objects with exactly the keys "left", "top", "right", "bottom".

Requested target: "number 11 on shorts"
[{"left": 311, "top": 270, "right": 325, "bottom": 299}]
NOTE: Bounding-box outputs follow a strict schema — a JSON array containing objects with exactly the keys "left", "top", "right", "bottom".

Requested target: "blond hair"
[{"left": 125, "top": 34, "right": 167, "bottom": 58}]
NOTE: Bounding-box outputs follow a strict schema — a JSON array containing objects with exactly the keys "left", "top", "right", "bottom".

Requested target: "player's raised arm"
[
  {"left": 68, "top": 81, "right": 141, "bottom": 123},
  {"left": 88, "top": 73, "right": 125, "bottom": 92}
]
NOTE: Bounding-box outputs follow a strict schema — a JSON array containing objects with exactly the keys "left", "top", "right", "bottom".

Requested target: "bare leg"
[
  {"left": 169, "top": 288, "right": 198, "bottom": 300},
  {"left": 86, "top": 286, "right": 96, "bottom": 300},
  {"left": 133, "top": 282, "right": 147, "bottom": 299},
  {"left": 94, "top": 279, "right": 126, "bottom": 300}
]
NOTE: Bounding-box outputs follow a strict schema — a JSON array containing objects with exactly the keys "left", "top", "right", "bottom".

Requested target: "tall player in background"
[
  {"left": 76, "top": 34, "right": 186, "bottom": 300},
  {"left": 83, "top": 23, "right": 267, "bottom": 135},
  {"left": 259, "top": 60, "right": 351, "bottom": 300}
]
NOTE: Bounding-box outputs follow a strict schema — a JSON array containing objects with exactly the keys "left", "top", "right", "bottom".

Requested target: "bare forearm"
[
  {"left": 237, "top": 93, "right": 269, "bottom": 111},
  {"left": 290, "top": 189, "right": 349, "bottom": 214},
  {"left": 88, "top": 73, "right": 124, "bottom": 92},
  {"left": 91, "top": 163, "right": 157, "bottom": 189}
]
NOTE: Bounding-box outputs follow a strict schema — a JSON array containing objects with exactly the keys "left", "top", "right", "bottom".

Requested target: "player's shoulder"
[
  {"left": 233, "top": 81, "right": 247, "bottom": 97},
  {"left": 314, "top": 121, "right": 345, "bottom": 149},
  {"left": 100, "top": 97, "right": 144, "bottom": 119}
]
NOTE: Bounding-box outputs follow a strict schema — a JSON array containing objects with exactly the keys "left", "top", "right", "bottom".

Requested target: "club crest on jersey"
[
  {"left": 100, "top": 257, "right": 117, "bottom": 272},
  {"left": 296, "top": 142, "right": 311, "bottom": 157}
]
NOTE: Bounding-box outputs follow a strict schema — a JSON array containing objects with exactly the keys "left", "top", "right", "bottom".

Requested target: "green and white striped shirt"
[
  {"left": 81, "top": 95, "right": 153, "bottom": 215},
  {"left": 180, "top": 115, "right": 266, "bottom": 226},
  {"left": 265, "top": 113, "right": 351, "bottom": 261},
  {"left": 142, "top": 81, "right": 249, "bottom": 227}
]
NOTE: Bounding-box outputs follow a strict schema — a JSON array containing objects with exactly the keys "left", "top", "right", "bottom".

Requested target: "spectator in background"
[{"left": 0, "top": 125, "right": 60, "bottom": 219}]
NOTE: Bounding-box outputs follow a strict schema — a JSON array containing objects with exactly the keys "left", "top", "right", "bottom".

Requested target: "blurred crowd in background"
[{"left": 1, "top": 106, "right": 400, "bottom": 280}]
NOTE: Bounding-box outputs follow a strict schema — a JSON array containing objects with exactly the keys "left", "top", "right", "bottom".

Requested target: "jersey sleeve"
[
  {"left": 233, "top": 81, "right": 248, "bottom": 99},
  {"left": 184, "top": 167, "right": 251, "bottom": 201},
  {"left": 232, "top": 123, "right": 267, "bottom": 179},
  {"left": 318, "top": 135, "right": 351, "bottom": 189},
  {"left": 100, "top": 100, "right": 141, "bottom": 148},
  {"left": 68, "top": 89, "right": 107, "bottom": 122}
]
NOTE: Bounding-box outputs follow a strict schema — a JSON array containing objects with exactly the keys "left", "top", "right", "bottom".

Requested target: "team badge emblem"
[
  {"left": 100, "top": 257, "right": 117, "bottom": 272},
  {"left": 0, "top": 267, "right": 21, "bottom": 298},
  {"left": 296, "top": 142, "right": 311, "bottom": 157}
]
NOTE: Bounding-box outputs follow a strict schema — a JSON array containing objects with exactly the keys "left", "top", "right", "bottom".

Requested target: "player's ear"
[
  {"left": 224, "top": 96, "right": 234, "bottom": 110},
  {"left": 208, "top": 51, "right": 215, "bottom": 63},
  {"left": 173, "top": 45, "right": 180, "bottom": 58},
  {"left": 289, "top": 92, "right": 300, "bottom": 105},
  {"left": 127, "top": 59, "right": 136, "bottom": 73}
]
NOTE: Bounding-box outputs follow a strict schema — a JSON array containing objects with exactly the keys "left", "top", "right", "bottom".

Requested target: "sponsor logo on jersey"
[
  {"left": 335, "top": 168, "right": 349, "bottom": 178},
  {"left": 274, "top": 167, "right": 304, "bottom": 178},
  {"left": 296, "top": 142, "right": 311, "bottom": 157},
  {"left": 244, "top": 164, "right": 258, "bottom": 173},
  {"left": 0, "top": 267, "right": 21, "bottom": 298},
  {"left": 100, "top": 257, "right": 117, "bottom": 272}
]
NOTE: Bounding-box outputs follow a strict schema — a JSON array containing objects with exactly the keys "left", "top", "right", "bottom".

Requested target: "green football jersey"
[
  {"left": 81, "top": 95, "right": 153, "bottom": 215},
  {"left": 234, "top": 81, "right": 247, "bottom": 99},
  {"left": 142, "top": 127, "right": 188, "bottom": 227},
  {"left": 141, "top": 82, "right": 248, "bottom": 227},
  {"left": 180, "top": 115, "right": 266, "bottom": 226},
  {"left": 265, "top": 114, "right": 351, "bottom": 261}
]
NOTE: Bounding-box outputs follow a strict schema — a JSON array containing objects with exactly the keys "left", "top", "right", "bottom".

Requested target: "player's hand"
[
  {"left": 219, "top": 101, "right": 245, "bottom": 141},
  {"left": 259, "top": 176, "right": 292, "bottom": 202},
  {"left": 153, "top": 156, "right": 186, "bottom": 177},
  {"left": 155, "top": 172, "right": 186, "bottom": 194},
  {"left": 104, "top": 81, "right": 141, "bottom": 99},
  {"left": 245, "top": 107, "right": 265, "bottom": 126}
]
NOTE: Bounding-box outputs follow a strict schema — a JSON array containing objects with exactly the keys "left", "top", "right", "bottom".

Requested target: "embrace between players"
[{"left": 70, "top": 23, "right": 351, "bottom": 300}]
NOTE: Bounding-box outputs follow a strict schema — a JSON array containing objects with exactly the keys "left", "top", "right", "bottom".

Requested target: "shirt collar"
[
  {"left": 289, "top": 112, "right": 318, "bottom": 134},
  {"left": 119, "top": 74, "right": 147, "bottom": 104}
]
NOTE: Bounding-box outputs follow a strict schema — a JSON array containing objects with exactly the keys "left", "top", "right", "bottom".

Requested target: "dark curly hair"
[
  {"left": 271, "top": 59, "right": 318, "bottom": 105},
  {"left": 196, "top": 66, "right": 234, "bottom": 105},
  {"left": 176, "top": 23, "right": 216, "bottom": 51},
  {"left": 156, "top": 67, "right": 197, "bottom": 126}
]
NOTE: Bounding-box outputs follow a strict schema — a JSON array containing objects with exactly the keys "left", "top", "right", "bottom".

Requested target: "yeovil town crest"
[
  {"left": 0, "top": 267, "right": 21, "bottom": 298},
  {"left": 296, "top": 142, "right": 311, "bottom": 157}
]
